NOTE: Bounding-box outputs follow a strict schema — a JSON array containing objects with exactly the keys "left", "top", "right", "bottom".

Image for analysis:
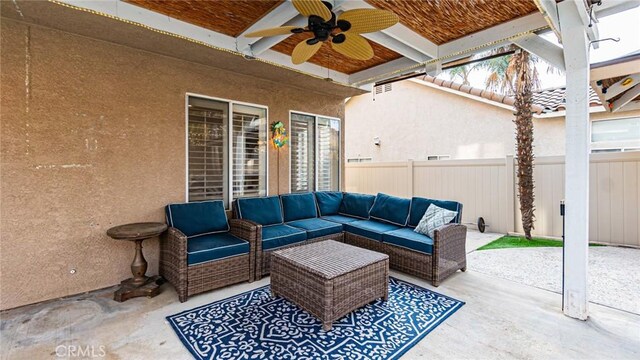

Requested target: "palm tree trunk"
[{"left": 513, "top": 51, "right": 536, "bottom": 240}]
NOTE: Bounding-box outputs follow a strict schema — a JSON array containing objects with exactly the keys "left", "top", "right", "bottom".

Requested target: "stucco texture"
[
  {"left": 0, "top": 19, "right": 344, "bottom": 310},
  {"left": 346, "top": 80, "right": 566, "bottom": 161}
]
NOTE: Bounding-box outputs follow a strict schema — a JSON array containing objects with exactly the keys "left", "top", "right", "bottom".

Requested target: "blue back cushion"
[
  {"left": 369, "top": 193, "right": 411, "bottom": 226},
  {"left": 339, "top": 193, "right": 376, "bottom": 219},
  {"left": 280, "top": 193, "right": 318, "bottom": 222},
  {"left": 165, "top": 200, "right": 229, "bottom": 238},
  {"left": 314, "top": 191, "right": 343, "bottom": 216},
  {"left": 236, "top": 196, "right": 283, "bottom": 226},
  {"left": 408, "top": 197, "right": 463, "bottom": 227}
]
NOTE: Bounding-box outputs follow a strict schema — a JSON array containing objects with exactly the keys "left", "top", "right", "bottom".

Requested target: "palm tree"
[
  {"left": 445, "top": 64, "right": 477, "bottom": 86},
  {"left": 478, "top": 49, "right": 544, "bottom": 240}
]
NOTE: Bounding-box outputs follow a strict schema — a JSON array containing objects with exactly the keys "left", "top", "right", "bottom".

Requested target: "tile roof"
[
  {"left": 419, "top": 75, "right": 602, "bottom": 114},
  {"left": 531, "top": 87, "right": 602, "bottom": 113}
]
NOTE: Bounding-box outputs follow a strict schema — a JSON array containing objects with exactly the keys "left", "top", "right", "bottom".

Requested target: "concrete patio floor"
[{"left": 1, "top": 232, "right": 639, "bottom": 359}]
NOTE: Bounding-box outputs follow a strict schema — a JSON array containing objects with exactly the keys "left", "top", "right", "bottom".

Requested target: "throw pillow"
[{"left": 414, "top": 204, "right": 458, "bottom": 238}]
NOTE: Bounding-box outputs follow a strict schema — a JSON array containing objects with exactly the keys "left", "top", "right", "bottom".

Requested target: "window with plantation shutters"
[
  {"left": 187, "top": 95, "right": 267, "bottom": 207},
  {"left": 316, "top": 117, "right": 340, "bottom": 191},
  {"left": 290, "top": 113, "right": 315, "bottom": 192},
  {"left": 290, "top": 112, "right": 340, "bottom": 192},
  {"left": 188, "top": 97, "right": 228, "bottom": 203},
  {"left": 232, "top": 105, "right": 267, "bottom": 199}
]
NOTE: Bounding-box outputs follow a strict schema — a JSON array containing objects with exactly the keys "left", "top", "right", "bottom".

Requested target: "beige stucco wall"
[
  {"left": 0, "top": 19, "right": 345, "bottom": 310},
  {"left": 346, "top": 80, "right": 567, "bottom": 161}
]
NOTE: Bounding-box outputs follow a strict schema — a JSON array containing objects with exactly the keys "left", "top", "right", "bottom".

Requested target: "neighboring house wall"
[
  {"left": 346, "top": 80, "right": 565, "bottom": 161},
  {"left": 346, "top": 80, "right": 640, "bottom": 161},
  {"left": 0, "top": 19, "right": 345, "bottom": 310}
]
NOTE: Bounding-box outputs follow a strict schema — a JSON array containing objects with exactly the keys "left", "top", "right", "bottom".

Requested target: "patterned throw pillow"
[{"left": 414, "top": 204, "right": 458, "bottom": 238}]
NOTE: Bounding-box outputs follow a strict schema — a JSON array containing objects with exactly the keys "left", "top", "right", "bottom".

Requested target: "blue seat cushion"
[
  {"left": 321, "top": 214, "right": 360, "bottom": 225},
  {"left": 262, "top": 224, "right": 307, "bottom": 251},
  {"left": 408, "top": 197, "right": 463, "bottom": 227},
  {"left": 314, "top": 191, "right": 343, "bottom": 216},
  {"left": 187, "top": 233, "right": 249, "bottom": 265},
  {"left": 369, "top": 193, "right": 411, "bottom": 226},
  {"left": 382, "top": 228, "right": 434, "bottom": 255},
  {"left": 236, "top": 196, "right": 283, "bottom": 226},
  {"left": 166, "top": 200, "right": 229, "bottom": 237},
  {"left": 287, "top": 218, "right": 343, "bottom": 239},
  {"left": 339, "top": 193, "right": 376, "bottom": 219},
  {"left": 344, "top": 220, "right": 401, "bottom": 242},
  {"left": 280, "top": 193, "right": 318, "bottom": 222}
]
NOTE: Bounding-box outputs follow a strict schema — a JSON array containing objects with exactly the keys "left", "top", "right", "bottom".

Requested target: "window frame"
[
  {"left": 288, "top": 110, "right": 341, "bottom": 193},
  {"left": 185, "top": 93, "right": 269, "bottom": 207},
  {"left": 590, "top": 115, "right": 640, "bottom": 153}
]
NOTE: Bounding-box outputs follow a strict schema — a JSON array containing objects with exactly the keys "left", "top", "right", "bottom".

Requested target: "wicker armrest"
[
  {"left": 159, "top": 227, "right": 189, "bottom": 298},
  {"left": 432, "top": 223, "right": 467, "bottom": 286},
  {"left": 229, "top": 218, "right": 261, "bottom": 282}
]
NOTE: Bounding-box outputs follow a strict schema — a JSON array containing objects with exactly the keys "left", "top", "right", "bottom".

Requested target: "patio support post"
[{"left": 558, "top": 1, "right": 590, "bottom": 320}]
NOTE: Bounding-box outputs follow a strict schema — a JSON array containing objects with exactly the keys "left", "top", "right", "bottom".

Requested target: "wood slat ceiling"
[
  {"left": 271, "top": 33, "right": 403, "bottom": 74},
  {"left": 366, "top": 0, "right": 539, "bottom": 45},
  {"left": 125, "top": 0, "right": 283, "bottom": 37}
]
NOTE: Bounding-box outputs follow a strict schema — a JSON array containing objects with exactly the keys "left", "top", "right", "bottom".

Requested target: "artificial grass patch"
[{"left": 477, "top": 235, "right": 605, "bottom": 250}]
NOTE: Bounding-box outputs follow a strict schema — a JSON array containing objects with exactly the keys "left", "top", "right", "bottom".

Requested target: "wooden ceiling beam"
[
  {"left": 55, "top": 0, "right": 352, "bottom": 84},
  {"left": 235, "top": 1, "right": 299, "bottom": 54},
  {"left": 336, "top": 0, "right": 438, "bottom": 59},
  {"left": 249, "top": 16, "right": 308, "bottom": 55},
  {"left": 511, "top": 33, "right": 565, "bottom": 72},
  {"left": 438, "top": 12, "right": 549, "bottom": 60},
  {"left": 610, "top": 84, "right": 640, "bottom": 113}
]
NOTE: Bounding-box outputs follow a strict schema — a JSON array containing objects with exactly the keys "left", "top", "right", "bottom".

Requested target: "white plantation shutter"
[
  {"left": 290, "top": 113, "right": 340, "bottom": 192},
  {"left": 188, "top": 98, "right": 228, "bottom": 203},
  {"left": 290, "top": 113, "right": 315, "bottom": 192},
  {"left": 232, "top": 105, "right": 267, "bottom": 198},
  {"left": 187, "top": 96, "right": 267, "bottom": 207},
  {"left": 317, "top": 117, "right": 340, "bottom": 191}
]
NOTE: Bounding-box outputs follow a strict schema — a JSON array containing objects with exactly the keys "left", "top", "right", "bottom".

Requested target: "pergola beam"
[
  {"left": 610, "top": 84, "right": 640, "bottom": 113},
  {"left": 248, "top": 16, "right": 308, "bottom": 55},
  {"left": 235, "top": 1, "right": 300, "bottom": 53},
  {"left": 604, "top": 73, "right": 640, "bottom": 100},
  {"left": 535, "top": 0, "right": 561, "bottom": 37},
  {"left": 348, "top": 58, "right": 420, "bottom": 86},
  {"left": 362, "top": 32, "right": 431, "bottom": 63},
  {"left": 558, "top": 0, "right": 590, "bottom": 321},
  {"left": 336, "top": 0, "right": 438, "bottom": 59},
  {"left": 512, "top": 33, "right": 565, "bottom": 72},
  {"left": 438, "top": 12, "right": 549, "bottom": 60}
]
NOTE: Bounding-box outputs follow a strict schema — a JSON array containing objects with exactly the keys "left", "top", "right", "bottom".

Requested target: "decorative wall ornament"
[{"left": 270, "top": 121, "right": 289, "bottom": 148}]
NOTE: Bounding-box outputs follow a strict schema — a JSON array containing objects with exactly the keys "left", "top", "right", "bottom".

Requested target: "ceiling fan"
[{"left": 244, "top": 0, "right": 399, "bottom": 64}]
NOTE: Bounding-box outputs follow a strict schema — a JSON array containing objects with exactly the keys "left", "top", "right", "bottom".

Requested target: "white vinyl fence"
[{"left": 344, "top": 151, "right": 640, "bottom": 247}]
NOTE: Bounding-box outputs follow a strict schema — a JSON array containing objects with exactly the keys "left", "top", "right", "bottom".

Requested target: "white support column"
[{"left": 558, "top": 1, "right": 590, "bottom": 320}]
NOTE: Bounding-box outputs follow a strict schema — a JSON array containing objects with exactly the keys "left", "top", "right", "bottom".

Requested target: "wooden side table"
[{"left": 107, "top": 222, "right": 167, "bottom": 302}]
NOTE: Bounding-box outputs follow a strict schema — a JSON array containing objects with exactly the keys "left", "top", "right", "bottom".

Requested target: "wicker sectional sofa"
[{"left": 234, "top": 191, "right": 467, "bottom": 286}]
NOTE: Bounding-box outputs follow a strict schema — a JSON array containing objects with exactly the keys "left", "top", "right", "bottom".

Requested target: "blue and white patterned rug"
[{"left": 167, "top": 277, "right": 464, "bottom": 360}]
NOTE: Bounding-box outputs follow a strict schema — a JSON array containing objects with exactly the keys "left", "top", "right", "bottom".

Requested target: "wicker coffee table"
[{"left": 270, "top": 240, "right": 389, "bottom": 331}]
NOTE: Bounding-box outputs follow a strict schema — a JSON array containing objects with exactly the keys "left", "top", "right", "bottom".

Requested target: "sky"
[{"left": 441, "top": 6, "right": 640, "bottom": 91}]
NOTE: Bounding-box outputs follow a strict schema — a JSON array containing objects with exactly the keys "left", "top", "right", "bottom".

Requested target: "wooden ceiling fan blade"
[
  {"left": 338, "top": 9, "right": 399, "bottom": 34},
  {"left": 292, "top": 39, "right": 323, "bottom": 64},
  {"left": 244, "top": 26, "right": 301, "bottom": 38},
  {"left": 292, "top": 0, "right": 332, "bottom": 21},
  {"left": 331, "top": 33, "right": 373, "bottom": 60}
]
